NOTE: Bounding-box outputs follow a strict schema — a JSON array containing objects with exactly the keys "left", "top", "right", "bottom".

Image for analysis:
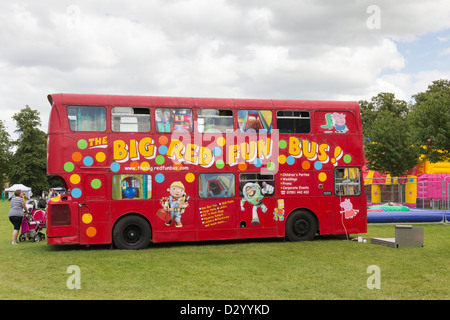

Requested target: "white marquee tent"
[{"left": 4, "top": 184, "right": 32, "bottom": 199}]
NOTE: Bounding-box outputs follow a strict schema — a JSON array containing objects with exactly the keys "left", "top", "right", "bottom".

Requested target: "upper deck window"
[
  {"left": 155, "top": 108, "right": 193, "bottom": 132},
  {"left": 112, "top": 107, "right": 150, "bottom": 132},
  {"left": 276, "top": 110, "right": 310, "bottom": 133},
  {"left": 67, "top": 106, "right": 106, "bottom": 132},
  {"left": 237, "top": 110, "right": 273, "bottom": 133},
  {"left": 197, "top": 109, "right": 233, "bottom": 133}
]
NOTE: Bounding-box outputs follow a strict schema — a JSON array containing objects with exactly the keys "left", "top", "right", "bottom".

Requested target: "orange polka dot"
[
  {"left": 72, "top": 152, "right": 82, "bottom": 162},
  {"left": 86, "top": 227, "right": 97, "bottom": 237},
  {"left": 238, "top": 163, "right": 247, "bottom": 171},
  {"left": 159, "top": 136, "right": 169, "bottom": 145},
  {"left": 302, "top": 161, "right": 311, "bottom": 170},
  {"left": 173, "top": 162, "right": 183, "bottom": 171},
  {"left": 130, "top": 161, "right": 140, "bottom": 170}
]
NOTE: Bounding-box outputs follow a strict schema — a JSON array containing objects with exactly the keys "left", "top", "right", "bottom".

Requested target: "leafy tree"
[
  {"left": 364, "top": 111, "right": 421, "bottom": 177},
  {"left": 359, "top": 92, "right": 410, "bottom": 140},
  {"left": 9, "top": 106, "right": 48, "bottom": 196},
  {"left": 361, "top": 93, "right": 421, "bottom": 179},
  {"left": 0, "top": 120, "right": 12, "bottom": 190},
  {"left": 410, "top": 79, "right": 450, "bottom": 162}
]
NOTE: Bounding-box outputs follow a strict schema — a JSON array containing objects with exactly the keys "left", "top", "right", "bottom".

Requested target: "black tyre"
[
  {"left": 285, "top": 210, "right": 318, "bottom": 241},
  {"left": 19, "top": 234, "right": 26, "bottom": 242},
  {"left": 113, "top": 215, "right": 151, "bottom": 250}
]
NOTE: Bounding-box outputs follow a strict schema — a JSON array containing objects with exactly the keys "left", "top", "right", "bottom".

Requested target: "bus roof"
[{"left": 48, "top": 93, "right": 360, "bottom": 111}]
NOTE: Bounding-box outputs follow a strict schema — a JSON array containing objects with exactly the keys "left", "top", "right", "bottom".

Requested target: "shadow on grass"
[{"left": 44, "top": 233, "right": 353, "bottom": 251}]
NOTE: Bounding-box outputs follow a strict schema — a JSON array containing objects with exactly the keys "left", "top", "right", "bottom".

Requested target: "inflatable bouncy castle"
[{"left": 364, "top": 159, "right": 450, "bottom": 208}]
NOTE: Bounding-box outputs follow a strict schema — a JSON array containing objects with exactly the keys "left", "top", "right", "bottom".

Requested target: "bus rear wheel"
[
  {"left": 113, "top": 215, "right": 151, "bottom": 250},
  {"left": 285, "top": 210, "right": 318, "bottom": 241}
]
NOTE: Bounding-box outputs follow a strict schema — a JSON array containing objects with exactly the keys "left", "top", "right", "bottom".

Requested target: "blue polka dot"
[
  {"left": 254, "top": 158, "right": 262, "bottom": 167},
  {"left": 314, "top": 161, "right": 323, "bottom": 170},
  {"left": 155, "top": 173, "right": 165, "bottom": 183},
  {"left": 212, "top": 147, "right": 222, "bottom": 156},
  {"left": 286, "top": 156, "right": 295, "bottom": 165},
  {"left": 83, "top": 156, "right": 94, "bottom": 166},
  {"left": 158, "top": 145, "right": 168, "bottom": 155},
  {"left": 72, "top": 188, "right": 82, "bottom": 198},
  {"left": 110, "top": 162, "right": 120, "bottom": 172}
]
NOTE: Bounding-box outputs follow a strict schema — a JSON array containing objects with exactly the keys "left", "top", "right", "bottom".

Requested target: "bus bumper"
[{"left": 47, "top": 235, "right": 79, "bottom": 245}]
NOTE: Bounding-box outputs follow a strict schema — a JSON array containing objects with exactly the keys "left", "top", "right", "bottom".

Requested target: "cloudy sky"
[{"left": 1, "top": 0, "right": 449, "bottom": 137}]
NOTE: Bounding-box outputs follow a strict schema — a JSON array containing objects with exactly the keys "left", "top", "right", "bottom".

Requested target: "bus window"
[
  {"left": 199, "top": 173, "right": 235, "bottom": 198},
  {"left": 155, "top": 108, "right": 193, "bottom": 132},
  {"left": 112, "top": 107, "right": 150, "bottom": 132},
  {"left": 67, "top": 106, "right": 106, "bottom": 132},
  {"left": 112, "top": 174, "right": 152, "bottom": 200},
  {"left": 237, "top": 110, "right": 272, "bottom": 133},
  {"left": 335, "top": 167, "right": 361, "bottom": 196},
  {"left": 197, "top": 109, "right": 233, "bottom": 133},
  {"left": 239, "top": 173, "right": 275, "bottom": 197},
  {"left": 276, "top": 110, "right": 310, "bottom": 133}
]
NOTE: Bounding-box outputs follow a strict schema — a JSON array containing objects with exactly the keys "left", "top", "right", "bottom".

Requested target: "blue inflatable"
[{"left": 124, "top": 186, "right": 137, "bottom": 199}]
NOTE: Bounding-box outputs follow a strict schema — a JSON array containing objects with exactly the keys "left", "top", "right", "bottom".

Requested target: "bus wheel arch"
[
  {"left": 112, "top": 213, "right": 152, "bottom": 250},
  {"left": 285, "top": 209, "right": 319, "bottom": 241}
]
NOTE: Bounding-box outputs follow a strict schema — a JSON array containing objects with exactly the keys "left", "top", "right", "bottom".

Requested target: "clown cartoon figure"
[
  {"left": 161, "top": 181, "right": 189, "bottom": 227},
  {"left": 240, "top": 182, "right": 274, "bottom": 225}
]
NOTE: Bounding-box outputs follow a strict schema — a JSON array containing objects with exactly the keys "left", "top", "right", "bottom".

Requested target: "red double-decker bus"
[{"left": 46, "top": 94, "right": 366, "bottom": 249}]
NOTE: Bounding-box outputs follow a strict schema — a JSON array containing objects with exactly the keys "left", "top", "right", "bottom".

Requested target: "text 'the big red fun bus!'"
[{"left": 46, "top": 94, "right": 367, "bottom": 249}]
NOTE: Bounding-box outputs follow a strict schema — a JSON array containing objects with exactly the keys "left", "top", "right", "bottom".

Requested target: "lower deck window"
[
  {"left": 199, "top": 173, "right": 235, "bottom": 198},
  {"left": 112, "top": 174, "right": 152, "bottom": 200},
  {"left": 239, "top": 173, "right": 275, "bottom": 197},
  {"left": 335, "top": 167, "right": 361, "bottom": 196}
]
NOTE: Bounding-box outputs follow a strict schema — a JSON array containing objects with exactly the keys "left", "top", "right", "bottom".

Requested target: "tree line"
[{"left": 1, "top": 80, "right": 449, "bottom": 195}]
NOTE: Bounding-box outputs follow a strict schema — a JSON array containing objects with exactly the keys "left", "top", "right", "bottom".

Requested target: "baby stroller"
[{"left": 19, "top": 199, "right": 47, "bottom": 242}]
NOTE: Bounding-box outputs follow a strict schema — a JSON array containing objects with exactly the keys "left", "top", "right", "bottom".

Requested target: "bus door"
[
  {"left": 333, "top": 167, "right": 365, "bottom": 234},
  {"left": 197, "top": 172, "right": 238, "bottom": 241},
  {"left": 79, "top": 173, "right": 110, "bottom": 244},
  {"left": 152, "top": 172, "right": 197, "bottom": 242},
  {"left": 238, "top": 173, "right": 277, "bottom": 239}
]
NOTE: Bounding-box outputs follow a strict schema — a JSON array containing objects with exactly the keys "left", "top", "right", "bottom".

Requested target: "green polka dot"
[
  {"left": 64, "top": 162, "right": 74, "bottom": 172},
  {"left": 279, "top": 140, "right": 287, "bottom": 149},
  {"left": 267, "top": 162, "right": 276, "bottom": 171},
  {"left": 215, "top": 159, "right": 225, "bottom": 169},
  {"left": 91, "top": 179, "right": 101, "bottom": 189},
  {"left": 77, "top": 139, "right": 88, "bottom": 150},
  {"left": 343, "top": 154, "right": 352, "bottom": 164},
  {"left": 155, "top": 155, "right": 165, "bottom": 165}
]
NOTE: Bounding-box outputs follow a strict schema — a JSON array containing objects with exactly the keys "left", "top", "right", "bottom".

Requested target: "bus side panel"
[
  {"left": 238, "top": 197, "right": 278, "bottom": 239},
  {"left": 196, "top": 198, "right": 238, "bottom": 241}
]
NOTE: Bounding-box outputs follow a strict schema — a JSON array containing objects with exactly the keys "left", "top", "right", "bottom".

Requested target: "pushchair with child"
[{"left": 19, "top": 199, "right": 47, "bottom": 242}]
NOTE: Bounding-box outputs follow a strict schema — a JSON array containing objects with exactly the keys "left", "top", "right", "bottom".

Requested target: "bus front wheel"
[
  {"left": 113, "top": 215, "right": 151, "bottom": 250},
  {"left": 285, "top": 210, "right": 318, "bottom": 241}
]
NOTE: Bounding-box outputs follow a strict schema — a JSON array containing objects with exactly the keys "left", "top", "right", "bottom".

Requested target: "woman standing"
[{"left": 8, "top": 189, "right": 27, "bottom": 244}]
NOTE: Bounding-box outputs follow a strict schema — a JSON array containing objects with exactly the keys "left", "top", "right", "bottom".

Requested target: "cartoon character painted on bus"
[
  {"left": 160, "top": 181, "right": 189, "bottom": 228},
  {"left": 240, "top": 182, "right": 274, "bottom": 226},
  {"left": 340, "top": 199, "right": 359, "bottom": 219},
  {"left": 321, "top": 112, "right": 349, "bottom": 133}
]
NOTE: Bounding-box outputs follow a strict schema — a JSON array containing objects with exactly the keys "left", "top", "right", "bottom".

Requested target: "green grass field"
[{"left": 0, "top": 201, "right": 448, "bottom": 300}]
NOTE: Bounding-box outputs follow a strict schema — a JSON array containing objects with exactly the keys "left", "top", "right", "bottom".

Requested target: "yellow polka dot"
[
  {"left": 216, "top": 137, "right": 226, "bottom": 146},
  {"left": 185, "top": 173, "right": 195, "bottom": 183},
  {"left": 141, "top": 161, "right": 150, "bottom": 171},
  {"left": 82, "top": 213, "right": 93, "bottom": 224},
  {"left": 318, "top": 172, "right": 327, "bottom": 182},
  {"left": 70, "top": 174, "right": 81, "bottom": 184},
  {"left": 278, "top": 155, "right": 286, "bottom": 164},
  {"left": 86, "top": 227, "right": 97, "bottom": 237},
  {"left": 96, "top": 152, "right": 106, "bottom": 162}
]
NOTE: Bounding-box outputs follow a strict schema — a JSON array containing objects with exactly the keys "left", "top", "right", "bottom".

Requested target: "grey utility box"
[{"left": 371, "top": 225, "right": 424, "bottom": 248}]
